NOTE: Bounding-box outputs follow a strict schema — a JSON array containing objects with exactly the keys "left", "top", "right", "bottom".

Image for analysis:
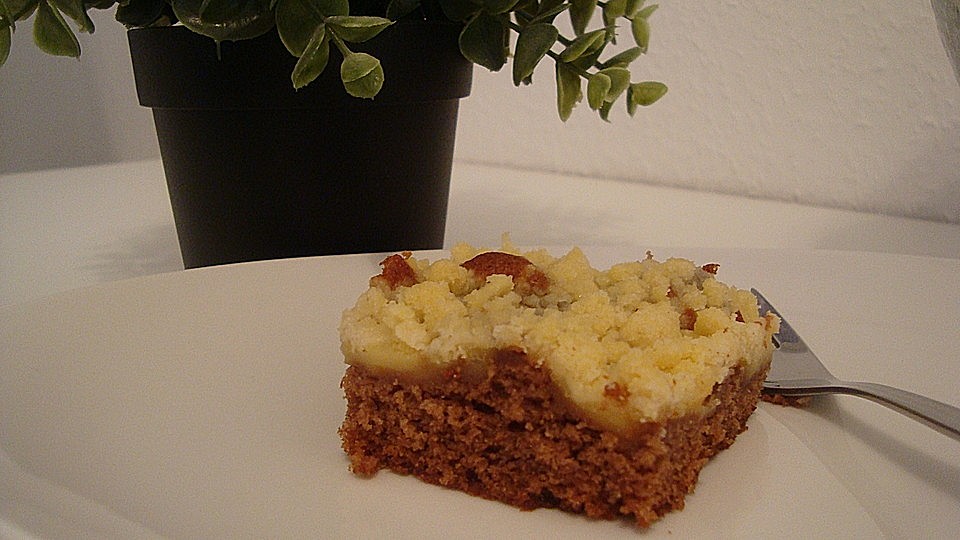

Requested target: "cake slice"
[{"left": 338, "top": 243, "right": 778, "bottom": 527}]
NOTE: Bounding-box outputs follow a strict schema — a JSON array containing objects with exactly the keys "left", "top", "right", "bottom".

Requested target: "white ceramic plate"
[{"left": 2, "top": 247, "right": 959, "bottom": 538}]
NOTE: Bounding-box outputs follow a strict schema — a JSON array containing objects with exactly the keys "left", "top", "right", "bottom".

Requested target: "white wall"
[
  {"left": 457, "top": 1, "right": 960, "bottom": 224},
  {"left": 2, "top": 2, "right": 959, "bottom": 224},
  {"left": 0, "top": 11, "right": 158, "bottom": 173}
]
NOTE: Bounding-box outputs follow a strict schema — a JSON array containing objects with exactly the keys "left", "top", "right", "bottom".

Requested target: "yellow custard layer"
[{"left": 339, "top": 241, "right": 778, "bottom": 430}]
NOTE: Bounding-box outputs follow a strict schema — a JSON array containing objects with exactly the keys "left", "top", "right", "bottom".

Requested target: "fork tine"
[
  {"left": 751, "top": 288, "right": 802, "bottom": 349},
  {"left": 750, "top": 289, "right": 834, "bottom": 381}
]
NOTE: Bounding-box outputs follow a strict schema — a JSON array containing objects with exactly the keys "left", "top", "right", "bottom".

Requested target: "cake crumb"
[{"left": 761, "top": 393, "right": 813, "bottom": 407}]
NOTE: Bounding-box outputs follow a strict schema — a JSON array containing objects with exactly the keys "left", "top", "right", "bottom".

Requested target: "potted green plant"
[{"left": 0, "top": 0, "right": 667, "bottom": 268}]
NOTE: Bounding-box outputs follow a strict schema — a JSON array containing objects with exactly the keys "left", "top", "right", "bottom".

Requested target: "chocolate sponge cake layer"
[{"left": 340, "top": 348, "right": 767, "bottom": 527}]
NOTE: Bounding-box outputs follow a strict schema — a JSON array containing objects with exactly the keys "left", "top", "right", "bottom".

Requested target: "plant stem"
[
  {"left": 329, "top": 30, "right": 351, "bottom": 57},
  {"left": 547, "top": 49, "right": 595, "bottom": 78}
]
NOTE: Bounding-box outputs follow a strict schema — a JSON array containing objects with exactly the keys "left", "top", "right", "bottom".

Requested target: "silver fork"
[{"left": 752, "top": 289, "right": 960, "bottom": 442}]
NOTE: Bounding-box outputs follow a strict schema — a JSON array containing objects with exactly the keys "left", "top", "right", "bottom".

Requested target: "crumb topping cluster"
[{"left": 339, "top": 241, "right": 778, "bottom": 429}]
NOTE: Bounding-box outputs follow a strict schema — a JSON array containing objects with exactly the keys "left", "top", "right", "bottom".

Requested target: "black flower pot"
[{"left": 128, "top": 22, "right": 473, "bottom": 268}]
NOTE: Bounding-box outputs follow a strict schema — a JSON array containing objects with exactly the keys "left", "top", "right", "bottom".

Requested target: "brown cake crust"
[{"left": 339, "top": 349, "right": 768, "bottom": 527}]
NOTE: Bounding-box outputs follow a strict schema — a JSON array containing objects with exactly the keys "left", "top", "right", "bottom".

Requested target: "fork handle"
[{"left": 781, "top": 382, "right": 960, "bottom": 442}]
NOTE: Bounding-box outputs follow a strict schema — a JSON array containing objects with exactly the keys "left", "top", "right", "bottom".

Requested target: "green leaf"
[
  {"left": 512, "top": 22, "right": 556, "bottom": 86},
  {"left": 49, "top": 0, "right": 93, "bottom": 32},
  {"left": 115, "top": 0, "right": 166, "bottom": 27},
  {"left": 624, "top": 0, "right": 643, "bottom": 18},
  {"left": 458, "top": 12, "right": 507, "bottom": 71},
  {"left": 568, "top": 0, "right": 594, "bottom": 35},
  {"left": 86, "top": 0, "right": 116, "bottom": 9},
  {"left": 528, "top": 0, "right": 566, "bottom": 24},
  {"left": 603, "top": 0, "right": 625, "bottom": 22},
  {"left": 481, "top": 0, "right": 518, "bottom": 15},
  {"left": 537, "top": 0, "right": 566, "bottom": 12},
  {"left": 1, "top": 0, "right": 15, "bottom": 29},
  {"left": 586, "top": 71, "right": 609, "bottom": 110},
  {"left": 537, "top": 0, "right": 566, "bottom": 15},
  {"left": 291, "top": 24, "right": 329, "bottom": 89},
  {"left": 626, "top": 92, "right": 636, "bottom": 116},
  {"left": 559, "top": 28, "right": 604, "bottom": 62},
  {"left": 598, "top": 99, "right": 612, "bottom": 121},
  {"left": 385, "top": 0, "right": 420, "bottom": 20},
  {"left": 326, "top": 16, "right": 392, "bottom": 43},
  {"left": 600, "top": 46, "right": 642, "bottom": 68},
  {"left": 277, "top": 2, "right": 314, "bottom": 55},
  {"left": 302, "top": 0, "right": 351, "bottom": 16},
  {"left": 631, "top": 14, "right": 649, "bottom": 52},
  {"left": 635, "top": 3, "right": 657, "bottom": 19},
  {"left": 7, "top": 0, "right": 38, "bottom": 22},
  {"left": 171, "top": 0, "right": 275, "bottom": 42},
  {"left": 33, "top": 0, "right": 79, "bottom": 56},
  {"left": 601, "top": 0, "right": 625, "bottom": 43},
  {"left": 439, "top": 0, "right": 480, "bottom": 22},
  {"left": 341, "top": 51, "right": 384, "bottom": 98},
  {"left": 1, "top": 24, "right": 10, "bottom": 69},
  {"left": 276, "top": 0, "right": 347, "bottom": 56},
  {"left": 627, "top": 80, "right": 666, "bottom": 112},
  {"left": 597, "top": 66, "right": 629, "bottom": 102},
  {"left": 555, "top": 62, "right": 581, "bottom": 121},
  {"left": 569, "top": 42, "right": 604, "bottom": 73}
]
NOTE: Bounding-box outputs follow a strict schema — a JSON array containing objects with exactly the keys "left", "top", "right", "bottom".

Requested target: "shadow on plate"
[
  {"left": 808, "top": 396, "right": 960, "bottom": 497},
  {"left": 82, "top": 223, "right": 183, "bottom": 281}
]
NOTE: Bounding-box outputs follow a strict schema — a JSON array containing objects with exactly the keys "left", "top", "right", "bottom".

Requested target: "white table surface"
[
  {"left": 2, "top": 160, "right": 959, "bottom": 537},
  {"left": 2, "top": 158, "right": 958, "bottom": 307}
]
